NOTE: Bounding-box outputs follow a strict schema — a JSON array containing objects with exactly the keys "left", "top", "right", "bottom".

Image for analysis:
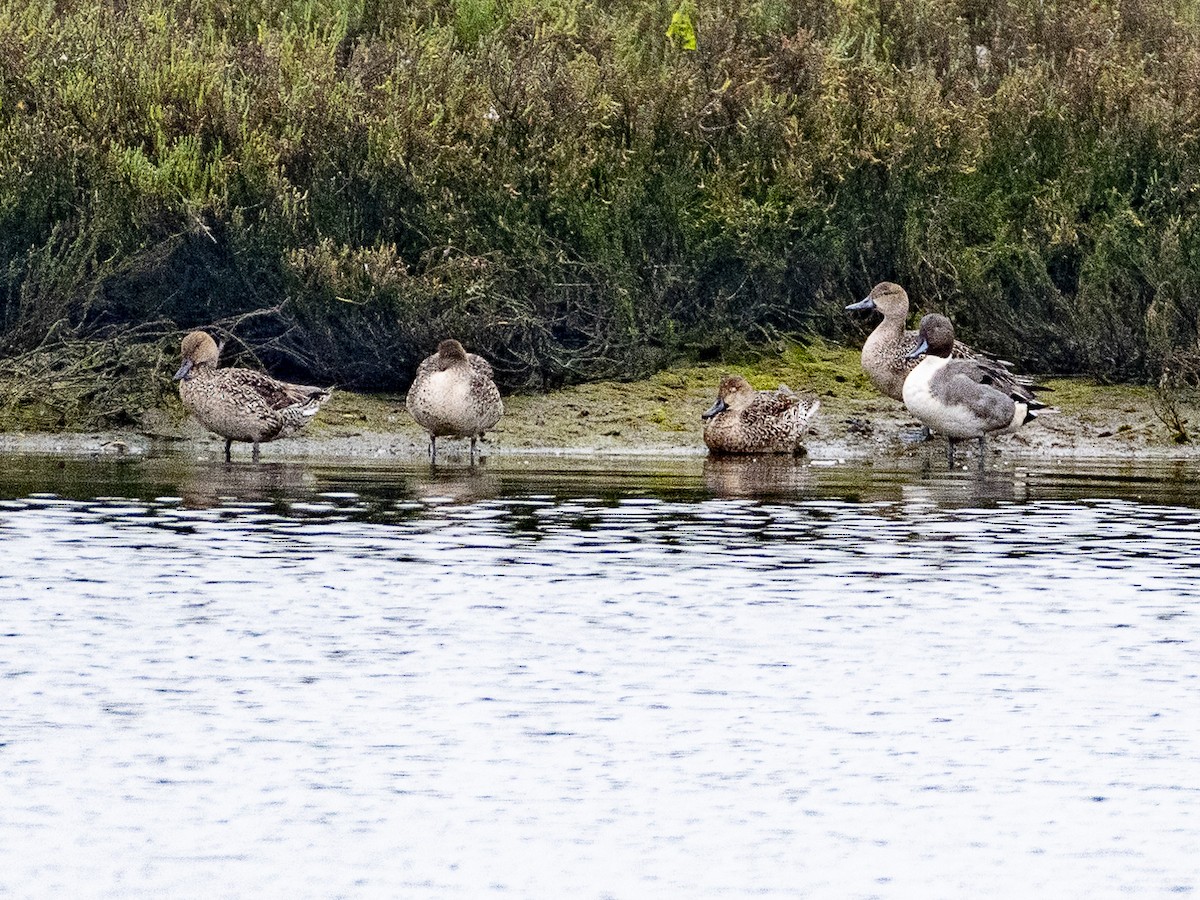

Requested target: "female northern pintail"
[
  {"left": 845, "top": 281, "right": 1036, "bottom": 402},
  {"left": 174, "top": 331, "right": 331, "bottom": 462},
  {"left": 701, "top": 375, "right": 820, "bottom": 455},
  {"left": 902, "top": 314, "right": 1044, "bottom": 465},
  {"left": 406, "top": 339, "right": 503, "bottom": 464}
]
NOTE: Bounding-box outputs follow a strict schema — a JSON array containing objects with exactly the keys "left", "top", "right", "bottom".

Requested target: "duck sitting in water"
[
  {"left": 174, "top": 331, "right": 331, "bottom": 462},
  {"left": 845, "top": 282, "right": 1043, "bottom": 437},
  {"left": 406, "top": 339, "right": 503, "bottom": 464},
  {"left": 701, "top": 375, "right": 820, "bottom": 455},
  {"left": 902, "top": 313, "right": 1045, "bottom": 466}
]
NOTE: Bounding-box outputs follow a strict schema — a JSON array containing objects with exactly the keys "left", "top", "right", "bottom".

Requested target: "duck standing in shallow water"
[
  {"left": 406, "top": 339, "right": 503, "bottom": 464},
  {"left": 174, "top": 331, "right": 331, "bottom": 462},
  {"left": 701, "top": 375, "right": 820, "bottom": 455},
  {"left": 845, "top": 283, "right": 1041, "bottom": 438},
  {"left": 902, "top": 314, "right": 1044, "bottom": 466}
]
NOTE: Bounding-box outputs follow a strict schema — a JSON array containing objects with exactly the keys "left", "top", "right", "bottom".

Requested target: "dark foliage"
[{"left": 3, "top": 0, "right": 1200, "bottom": 403}]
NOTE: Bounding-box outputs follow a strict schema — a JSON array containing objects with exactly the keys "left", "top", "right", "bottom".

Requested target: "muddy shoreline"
[{"left": 4, "top": 367, "right": 1198, "bottom": 466}]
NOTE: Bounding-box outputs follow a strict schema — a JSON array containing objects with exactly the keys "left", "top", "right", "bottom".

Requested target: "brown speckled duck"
[
  {"left": 405, "top": 339, "right": 503, "bottom": 464},
  {"left": 173, "top": 331, "right": 331, "bottom": 462},
  {"left": 701, "top": 375, "right": 820, "bottom": 455},
  {"left": 845, "top": 282, "right": 1035, "bottom": 402}
]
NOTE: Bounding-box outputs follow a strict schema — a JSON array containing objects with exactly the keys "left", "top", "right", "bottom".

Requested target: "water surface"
[{"left": 1, "top": 454, "right": 1198, "bottom": 897}]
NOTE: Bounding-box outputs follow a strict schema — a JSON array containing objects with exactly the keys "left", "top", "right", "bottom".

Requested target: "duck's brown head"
[
  {"left": 435, "top": 339, "right": 470, "bottom": 367},
  {"left": 845, "top": 281, "right": 910, "bottom": 320},
  {"left": 906, "top": 313, "right": 956, "bottom": 360},
  {"left": 174, "top": 331, "right": 220, "bottom": 381},
  {"left": 702, "top": 375, "right": 756, "bottom": 419}
]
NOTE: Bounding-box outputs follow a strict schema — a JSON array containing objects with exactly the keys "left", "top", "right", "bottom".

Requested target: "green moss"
[
  {"left": 1038, "top": 378, "right": 1154, "bottom": 415},
  {"left": 639, "top": 340, "right": 876, "bottom": 403}
]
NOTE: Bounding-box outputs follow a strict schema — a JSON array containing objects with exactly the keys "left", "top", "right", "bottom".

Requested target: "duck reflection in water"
[
  {"left": 407, "top": 465, "right": 502, "bottom": 506},
  {"left": 908, "top": 464, "right": 1033, "bottom": 506},
  {"left": 179, "top": 461, "right": 318, "bottom": 509},
  {"left": 702, "top": 454, "right": 812, "bottom": 498}
]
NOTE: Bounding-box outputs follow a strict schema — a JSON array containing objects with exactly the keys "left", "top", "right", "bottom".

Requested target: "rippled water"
[{"left": 2, "top": 453, "right": 1199, "bottom": 898}]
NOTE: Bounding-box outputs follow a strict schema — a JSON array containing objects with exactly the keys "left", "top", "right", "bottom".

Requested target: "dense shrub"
[{"left": 2, "top": 0, "right": 1200, "bottom": 396}]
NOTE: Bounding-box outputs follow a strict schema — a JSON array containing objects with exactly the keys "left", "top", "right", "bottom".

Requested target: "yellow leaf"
[{"left": 666, "top": 6, "right": 697, "bottom": 51}]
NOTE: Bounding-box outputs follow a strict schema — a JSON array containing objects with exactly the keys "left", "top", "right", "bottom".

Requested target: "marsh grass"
[{"left": 3, "top": 0, "right": 1200, "bottom": 427}]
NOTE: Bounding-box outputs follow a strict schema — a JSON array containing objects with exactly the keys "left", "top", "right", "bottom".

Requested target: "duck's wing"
[
  {"left": 968, "top": 358, "right": 1048, "bottom": 406},
  {"left": 940, "top": 357, "right": 988, "bottom": 383},
  {"left": 942, "top": 359, "right": 1047, "bottom": 412},
  {"left": 747, "top": 389, "right": 799, "bottom": 417},
  {"left": 468, "top": 353, "right": 495, "bottom": 382},
  {"left": 950, "top": 339, "right": 1049, "bottom": 402},
  {"left": 951, "top": 338, "right": 1006, "bottom": 364},
  {"left": 227, "top": 369, "right": 328, "bottom": 412},
  {"left": 746, "top": 389, "right": 820, "bottom": 429},
  {"left": 413, "top": 352, "right": 441, "bottom": 381}
]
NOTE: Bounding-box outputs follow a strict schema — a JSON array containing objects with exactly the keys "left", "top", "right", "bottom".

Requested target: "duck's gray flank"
[
  {"left": 701, "top": 375, "right": 820, "bottom": 455},
  {"left": 406, "top": 339, "right": 503, "bottom": 464},
  {"left": 174, "top": 331, "right": 331, "bottom": 462}
]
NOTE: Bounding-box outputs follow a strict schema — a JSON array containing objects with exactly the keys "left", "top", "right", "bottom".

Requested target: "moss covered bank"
[{"left": 3, "top": 341, "right": 1198, "bottom": 463}]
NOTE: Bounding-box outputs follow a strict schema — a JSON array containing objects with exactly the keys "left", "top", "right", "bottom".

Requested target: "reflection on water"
[
  {"left": 175, "top": 460, "right": 321, "bottom": 508},
  {"left": 702, "top": 453, "right": 814, "bottom": 497},
  {"left": 1, "top": 453, "right": 1199, "bottom": 897}
]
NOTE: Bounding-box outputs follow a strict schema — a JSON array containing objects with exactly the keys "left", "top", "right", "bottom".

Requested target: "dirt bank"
[{"left": 2, "top": 343, "right": 1198, "bottom": 464}]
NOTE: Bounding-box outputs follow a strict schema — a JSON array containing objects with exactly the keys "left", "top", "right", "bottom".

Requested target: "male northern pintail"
[
  {"left": 174, "top": 331, "right": 331, "bottom": 462},
  {"left": 406, "top": 339, "right": 503, "bottom": 464},
  {"left": 902, "top": 314, "right": 1044, "bottom": 465},
  {"left": 845, "top": 281, "right": 1037, "bottom": 402},
  {"left": 701, "top": 375, "right": 820, "bottom": 454}
]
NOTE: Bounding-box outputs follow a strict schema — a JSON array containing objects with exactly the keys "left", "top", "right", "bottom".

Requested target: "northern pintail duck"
[
  {"left": 902, "top": 314, "right": 1044, "bottom": 465},
  {"left": 845, "top": 282, "right": 1036, "bottom": 403},
  {"left": 406, "top": 339, "right": 503, "bottom": 464},
  {"left": 701, "top": 375, "right": 820, "bottom": 455},
  {"left": 174, "top": 331, "right": 331, "bottom": 462}
]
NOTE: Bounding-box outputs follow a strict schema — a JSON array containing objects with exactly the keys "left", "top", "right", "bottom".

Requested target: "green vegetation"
[{"left": 3, "top": 0, "right": 1200, "bottom": 429}]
